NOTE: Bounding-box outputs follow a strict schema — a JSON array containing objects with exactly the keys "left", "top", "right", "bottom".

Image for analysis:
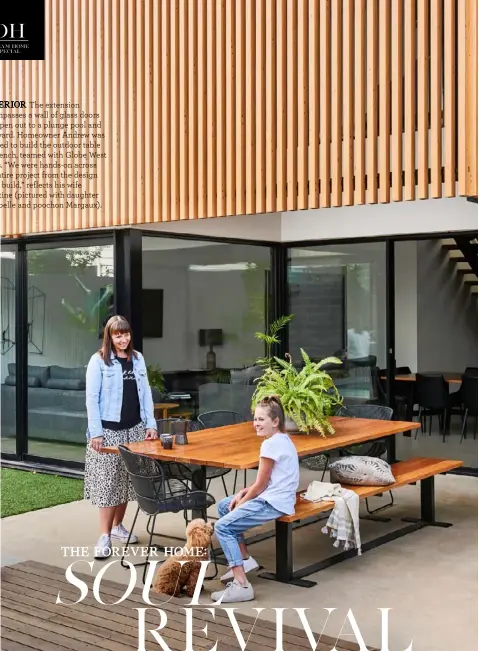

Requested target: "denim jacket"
[{"left": 85, "top": 350, "right": 157, "bottom": 439}]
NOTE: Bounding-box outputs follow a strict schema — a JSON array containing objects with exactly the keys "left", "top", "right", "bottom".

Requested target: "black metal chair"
[
  {"left": 460, "top": 375, "right": 478, "bottom": 442},
  {"left": 336, "top": 404, "right": 395, "bottom": 515},
  {"left": 374, "top": 367, "right": 408, "bottom": 418},
  {"left": 118, "top": 445, "right": 217, "bottom": 583},
  {"left": 414, "top": 373, "right": 457, "bottom": 442},
  {"left": 197, "top": 410, "right": 248, "bottom": 492},
  {"left": 157, "top": 417, "right": 232, "bottom": 497},
  {"left": 450, "top": 366, "right": 478, "bottom": 408}
]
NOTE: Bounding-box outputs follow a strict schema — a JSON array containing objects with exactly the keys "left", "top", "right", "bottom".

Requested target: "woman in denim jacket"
[{"left": 84, "top": 314, "right": 158, "bottom": 558}]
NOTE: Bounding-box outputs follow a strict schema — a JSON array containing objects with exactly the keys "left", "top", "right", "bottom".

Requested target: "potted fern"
[{"left": 252, "top": 349, "right": 343, "bottom": 436}]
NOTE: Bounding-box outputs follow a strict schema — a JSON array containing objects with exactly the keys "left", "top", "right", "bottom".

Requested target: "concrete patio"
[{"left": 2, "top": 466, "right": 477, "bottom": 651}]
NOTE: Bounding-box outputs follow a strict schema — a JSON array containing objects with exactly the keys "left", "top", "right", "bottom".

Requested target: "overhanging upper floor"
[{"left": 1, "top": 0, "right": 477, "bottom": 238}]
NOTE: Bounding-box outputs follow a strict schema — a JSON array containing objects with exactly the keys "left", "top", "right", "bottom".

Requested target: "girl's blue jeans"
[{"left": 215, "top": 495, "right": 283, "bottom": 568}]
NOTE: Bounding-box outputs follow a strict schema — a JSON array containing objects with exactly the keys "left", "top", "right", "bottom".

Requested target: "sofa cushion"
[
  {"left": 7, "top": 364, "right": 50, "bottom": 387},
  {"left": 328, "top": 456, "right": 395, "bottom": 486},
  {"left": 46, "top": 378, "right": 86, "bottom": 391},
  {"left": 5, "top": 375, "right": 41, "bottom": 387},
  {"left": 49, "top": 365, "right": 86, "bottom": 381}
]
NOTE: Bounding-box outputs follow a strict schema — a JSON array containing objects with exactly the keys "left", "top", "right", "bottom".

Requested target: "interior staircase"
[{"left": 442, "top": 237, "right": 478, "bottom": 295}]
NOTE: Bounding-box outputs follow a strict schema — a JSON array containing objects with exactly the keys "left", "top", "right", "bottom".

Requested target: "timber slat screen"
[{"left": 1, "top": 0, "right": 477, "bottom": 237}]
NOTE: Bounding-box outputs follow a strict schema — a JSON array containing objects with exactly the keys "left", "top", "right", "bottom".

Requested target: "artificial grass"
[{"left": 1, "top": 468, "right": 84, "bottom": 518}]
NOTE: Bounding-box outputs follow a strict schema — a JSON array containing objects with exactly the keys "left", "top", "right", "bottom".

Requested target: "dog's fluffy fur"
[{"left": 152, "top": 519, "right": 214, "bottom": 598}]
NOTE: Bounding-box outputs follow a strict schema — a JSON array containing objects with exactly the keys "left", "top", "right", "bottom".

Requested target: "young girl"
[
  {"left": 84, "top": 315, "right": 158, "bottom": 558},
  {"left": 212, "top": 396, "right": 299, "bottom": 603}
]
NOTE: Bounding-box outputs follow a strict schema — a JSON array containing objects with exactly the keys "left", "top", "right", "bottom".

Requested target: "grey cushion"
[
  {"left": 5, "top": 375, "right": 41, "bottom": 387},
  {"left": 7, "top": 364, "right": 50, "bottom": 387},
  {"left": 46, "top": 378, "right": 85, "bottom": 391},
  {"left": 328, "top": 456, "right": 395, "bottom": 486},
  {"left": 49, "top": 365, "right": 86, "bottom": 381}
]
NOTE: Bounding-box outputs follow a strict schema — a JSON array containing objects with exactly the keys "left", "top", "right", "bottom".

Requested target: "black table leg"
[
  {"left": 192, "top": 465, "right": 207, "bottom": 520},
  {"left": 386, "top": 434, "right": 397, "bottom": 464},
  {"left": 402, "top": 476, "right": 452, "bottom": 527},
  {"left": 259, "top": 520, "right": 317, "bottom": 587}
]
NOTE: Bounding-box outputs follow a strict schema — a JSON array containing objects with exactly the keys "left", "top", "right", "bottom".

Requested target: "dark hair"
[
  {"left": 99, "top": 315, "right": 137, "bottom": 365},
  {"left": 255, "top": 395, "right": 285, "bottom": 431}
]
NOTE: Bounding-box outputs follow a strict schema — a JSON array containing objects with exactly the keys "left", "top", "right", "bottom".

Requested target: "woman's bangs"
[{"left": 110, "top": 324, "right": 130, "bottom": 336}]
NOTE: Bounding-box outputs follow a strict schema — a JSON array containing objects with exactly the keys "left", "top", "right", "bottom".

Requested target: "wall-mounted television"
[{"left": 143, "top": 289, "right": 163, "bottom": 338}]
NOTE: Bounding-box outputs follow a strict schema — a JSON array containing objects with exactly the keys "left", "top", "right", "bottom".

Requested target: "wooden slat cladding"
[{"left": 1, "top": 0, "right": 477, "bottom": 238}]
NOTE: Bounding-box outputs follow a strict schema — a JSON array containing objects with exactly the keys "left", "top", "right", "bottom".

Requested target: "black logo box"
[{"left": 0, "top": 1, "right": 45, "bottom": 61}]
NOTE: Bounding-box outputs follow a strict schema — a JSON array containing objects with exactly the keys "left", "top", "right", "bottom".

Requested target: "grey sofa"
[{"left": 1, "top": 364, "right": 88, "bottom": 444}]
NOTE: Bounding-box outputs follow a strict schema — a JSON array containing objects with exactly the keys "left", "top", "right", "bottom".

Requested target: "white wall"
[
  {"left": 281, "top": 197, "right": 477, "bottom": 242},
  {"left": 137, "top": 196, "right": 476, "bottom": 244},
  {"left": 137, "top": 211, "right": 282, "bottom": 241}
]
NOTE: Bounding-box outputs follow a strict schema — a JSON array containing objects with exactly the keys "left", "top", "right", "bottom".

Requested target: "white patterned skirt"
[{"left": 84, "top": 422, "right": 145, "bottom": 507}]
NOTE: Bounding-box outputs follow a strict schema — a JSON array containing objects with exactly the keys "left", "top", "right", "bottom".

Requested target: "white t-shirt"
[{"left": 259, "top": 433, "right": 299, "bottom": 515}]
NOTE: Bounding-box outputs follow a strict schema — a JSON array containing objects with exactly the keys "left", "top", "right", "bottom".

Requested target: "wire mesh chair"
[
  {"left": 118, "top": 445, "right": 217, "bottom": 583},
  {"left": 157, "top": 417, "right": 232, "bottom": 497},
  {"left": 337, "top": 404, "right": 393, "bottom": 456},
  {"left": 197, "top": 410, "right": 249, "bottom": 492},
  {"left": 336, "top": 404, "right": 395, "bottom": 515}
]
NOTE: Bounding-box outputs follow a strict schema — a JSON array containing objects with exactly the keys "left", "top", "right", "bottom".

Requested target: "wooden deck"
[{"left": 1, "top": 561, "right": 375, "bottom": 651}]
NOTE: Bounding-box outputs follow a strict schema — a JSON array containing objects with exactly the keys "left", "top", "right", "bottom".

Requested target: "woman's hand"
[
  {"left": 145, "top": 428, "right": 158, "bottom": 440},
  {"left": 90, "top": 436, "right": 104, "bottom": 452},
  {"left": 229, "top": 488, "right": 248, "bottom": 511}
]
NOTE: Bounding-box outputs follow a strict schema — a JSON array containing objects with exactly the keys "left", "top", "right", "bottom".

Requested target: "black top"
[{"left": 102, "top": 357, "right": 141, "bottom": 431}]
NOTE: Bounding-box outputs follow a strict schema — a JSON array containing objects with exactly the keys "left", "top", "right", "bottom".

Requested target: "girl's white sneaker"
[
  {"left": 220, "top": 556, "right": 259, "bottom": 582},
  {"left": 212, "top": 579, "right": 255, "bottom": 603}
]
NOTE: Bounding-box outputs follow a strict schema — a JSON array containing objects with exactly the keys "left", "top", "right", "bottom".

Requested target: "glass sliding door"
[
  {"left": 1, "top": 245, "right": 17, "bottom": 454},
  {"left": 142, "top": 236, "right": 271, "bottom": 421},
  {"left": 287, "top": 243, "right": 387, "bottom": 405},
  {"left": 26, "top": 241, "right": 114, "bottom": 462}
]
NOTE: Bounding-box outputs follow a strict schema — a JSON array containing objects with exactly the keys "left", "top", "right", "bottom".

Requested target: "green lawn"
[{"left": 1, "top": 469, "right": 84, "bottom": 518}]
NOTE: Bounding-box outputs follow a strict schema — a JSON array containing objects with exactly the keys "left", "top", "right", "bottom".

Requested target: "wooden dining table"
[
  {"left": 382, "top": 372, "right": 463, "bottom": 385},
  {"left": 102, "top": 416, "right": 420, "bottom": 519},
  {"left": 380, "top": 372, "right": 463, "bottom": 423}
]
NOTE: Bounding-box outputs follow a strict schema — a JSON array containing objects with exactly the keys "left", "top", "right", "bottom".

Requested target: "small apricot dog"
[{"left": 152, "top": 519, "right": 214, "bottom": 598}]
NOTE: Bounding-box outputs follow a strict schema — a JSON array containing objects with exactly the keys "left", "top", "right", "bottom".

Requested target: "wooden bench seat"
[
  {"left": 280, "top": 457, "right": 464, "bottom": 523},
  {"left": 259, "top": 456, "right": 463, "bottom": 587}
]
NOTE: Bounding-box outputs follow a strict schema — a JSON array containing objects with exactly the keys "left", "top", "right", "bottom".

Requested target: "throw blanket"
[{"left": 301, "top": 481, "right": 362, "bottom": 555}]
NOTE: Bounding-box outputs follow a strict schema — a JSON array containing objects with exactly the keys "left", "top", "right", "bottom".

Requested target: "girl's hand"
[
  {"left": 90, "top": 436, "right": 104, "bottom": 452},
  {"left": 229, "top": 488, "right": 248, "bottom": 510},
  {"left": 145, "top": 428, "right": 158, "bottom": 440}
]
